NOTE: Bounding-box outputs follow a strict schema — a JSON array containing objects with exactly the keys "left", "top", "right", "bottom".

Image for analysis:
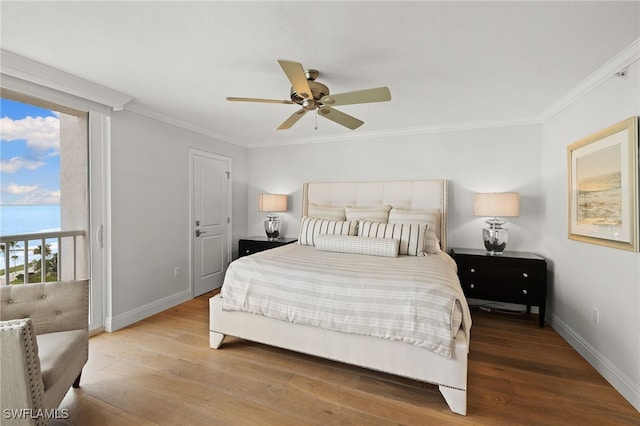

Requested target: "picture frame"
[{"left": 567, "top": 117, "right": 639, "bottom": 251}]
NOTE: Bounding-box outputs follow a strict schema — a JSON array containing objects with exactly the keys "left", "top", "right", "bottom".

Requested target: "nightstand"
[
  {"left": 450, "top": 248, "right": 547, "bottom": 327},
  {"left": 238, "top": 236, "right": 298, "bottom": 257}
]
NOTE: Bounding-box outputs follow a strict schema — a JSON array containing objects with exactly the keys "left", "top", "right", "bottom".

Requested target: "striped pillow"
[
  {"left": 298, "top": 216, "right": 357, "bottom": 246},
  {"left": 308, "top": 204, "right": 346, "bottom": 220},
  {"left": 357, "top": 220, "right": 427, "bottom": 256},
  {"left": 345, "top": 205, "right": 391, "bottom": 222},
  {"left": 315, "top": 234, "right": 399, "bottom": 258},
  {"left": 388, "top": 208, "right": 441, "bottom": 253}
]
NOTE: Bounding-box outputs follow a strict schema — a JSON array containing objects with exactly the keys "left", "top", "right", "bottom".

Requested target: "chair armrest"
[
  {"left": 0, "top": 318, "right": 45, "bottom": 414},
  {"left": 0, "top": 280, "right": 88, "bottom": 335}
]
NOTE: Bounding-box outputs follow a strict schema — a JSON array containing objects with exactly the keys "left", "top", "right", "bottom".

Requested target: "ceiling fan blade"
[
  {"left": 320, "top": 87, "right": 391, "bottom": 106},
  {"left": 277, "top": 108, "right": 307, "bottom": 130},
  {"left": 278, "top": 60, "right": 313, "bottom": 100},
  {"left": 227, "top": 97, "right": 294, "bottom": 104},
  {"left": 318, "top": 107, "right": 364, "bottom": 130}
]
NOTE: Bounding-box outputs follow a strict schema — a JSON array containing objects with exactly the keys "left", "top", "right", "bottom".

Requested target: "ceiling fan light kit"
[{"left": 227, "top": 59, "right": 391, "bottom": 130}]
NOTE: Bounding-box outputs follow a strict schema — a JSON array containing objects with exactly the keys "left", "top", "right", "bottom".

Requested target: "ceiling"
[{"left": 1, "top": 1, "right": 639, "bottom": 148}]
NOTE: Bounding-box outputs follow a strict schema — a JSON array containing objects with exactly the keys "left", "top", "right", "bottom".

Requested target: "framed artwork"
[{"left": 567, "top": 117, "right": 638, "bottom": 251}]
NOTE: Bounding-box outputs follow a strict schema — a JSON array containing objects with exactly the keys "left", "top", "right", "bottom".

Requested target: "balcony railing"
[{"left": 1, "top": 230, "right": 85, "bottom": 285}]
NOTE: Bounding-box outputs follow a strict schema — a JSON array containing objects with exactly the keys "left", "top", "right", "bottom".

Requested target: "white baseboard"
[
  {"left": 547, "top": 310, "right": 640, "bottom": 412},
  {"left": 105, "top": 289, "right": 192, "bottom": 332}
]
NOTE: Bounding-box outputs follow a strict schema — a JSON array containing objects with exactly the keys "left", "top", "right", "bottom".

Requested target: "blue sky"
[{"left": 0, "top": 98, "right": 60, "bottom": 205}]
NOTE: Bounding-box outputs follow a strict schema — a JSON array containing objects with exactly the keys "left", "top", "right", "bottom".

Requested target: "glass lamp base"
[
  {"left": 483, "top": 226, "right": 508, "bottom": 255},
  {"left": 264, "top": 217, "right": 281, "bottom": 241}
]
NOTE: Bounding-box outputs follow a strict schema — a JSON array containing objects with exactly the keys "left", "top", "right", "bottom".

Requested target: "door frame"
[
  {"left": 88, "top": 112, "right": 110, "bottom": 332},
  {"left": 188, "top": 148, "right": 232, "bottom": 298}
]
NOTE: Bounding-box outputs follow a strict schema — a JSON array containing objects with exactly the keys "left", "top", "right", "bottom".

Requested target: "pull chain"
[{"left": 315, "top": 110, "right": 318, "bottom": 130}]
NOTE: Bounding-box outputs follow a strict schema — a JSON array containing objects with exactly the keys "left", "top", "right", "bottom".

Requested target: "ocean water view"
[
  {"left": 1, "top": 205, "right": 61, "bottom": 235},
  {"left": 1, "top": 205, "right": 61, "bottom": 276}
]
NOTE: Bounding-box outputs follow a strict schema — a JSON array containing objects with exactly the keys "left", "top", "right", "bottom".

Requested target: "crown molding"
[
  {"left": 540, "top": 37, "right": 640, "bottom": 122},
  {"left": 0, "top": 49, "right": 133, "bottom": 110},
  {"left": 124, "top": 102, "right": 540, "bottom": 149},
  {"left": 121, "top": 104, "right": 540, "bottom": 150},
  {"left": 245, "top": 117, "right": 543, "bottom": 149},
  {"left": 125, "top": 102, "right": 240, "bottom": 146}
]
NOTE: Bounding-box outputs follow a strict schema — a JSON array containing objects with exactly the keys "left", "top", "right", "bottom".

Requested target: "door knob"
[{"left": 195, "top": 229, "right": 206, "bottom": 237}]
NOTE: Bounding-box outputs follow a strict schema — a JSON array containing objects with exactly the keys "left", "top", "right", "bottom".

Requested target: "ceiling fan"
[{"left": 227, "top": 59, "right": 391, "bottom": 130}]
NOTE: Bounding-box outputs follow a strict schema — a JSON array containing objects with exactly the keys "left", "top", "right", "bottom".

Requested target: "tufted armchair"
[{"left": 0, "top": 280, "right": 89, "bottom": 426}]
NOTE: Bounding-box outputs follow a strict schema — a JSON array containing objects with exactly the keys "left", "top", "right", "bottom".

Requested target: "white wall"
[
  {"left": 108, "top": 110, "right": 248, "bottom": 330},
  {"left": 247, "top": 124, "right": 543, "bottom": 253},
  {"left": 540, "top": 59, "right": 640, "bottom": 410}
]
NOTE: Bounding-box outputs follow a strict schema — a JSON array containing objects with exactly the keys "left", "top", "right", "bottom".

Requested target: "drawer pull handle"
[
  {"left": 522, "top": 289, "right": 528, "bottom": 295},
  {"left": 245, "top": 249, "right": 250, "bottom": 254},
  {"left": 470, "top": 268, "right": 475, "bottom": 273},
  {"left": 523, "top": 272, "right": 529, "bottom": 278},
  {"left": 470, "top": 284, "right": 475, "bottom": 289}
]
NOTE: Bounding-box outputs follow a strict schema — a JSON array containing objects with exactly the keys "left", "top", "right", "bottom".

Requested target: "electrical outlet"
[
  {"left": 592, "top": 307, "right": 600, "bottom": 325},
  {"left": 174, "top": 266, "right": 182, "bottom": 278}
]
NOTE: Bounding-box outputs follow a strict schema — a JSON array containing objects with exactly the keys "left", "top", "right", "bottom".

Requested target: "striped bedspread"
[{"left": 221, "top": 244, "right": 471, "bottom": 358}]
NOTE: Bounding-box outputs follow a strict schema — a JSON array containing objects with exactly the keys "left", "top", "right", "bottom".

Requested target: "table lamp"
[
  {"left": 258, "top": 193, "right": 288, "bottom": 241},
  {"left": 473, "top": 192, "right": 520, "bottom": 255}
]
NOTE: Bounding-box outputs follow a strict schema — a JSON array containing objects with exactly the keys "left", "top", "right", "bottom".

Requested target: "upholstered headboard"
[{"left": 302, "top": 180, "right": 448, "bottom": 251}]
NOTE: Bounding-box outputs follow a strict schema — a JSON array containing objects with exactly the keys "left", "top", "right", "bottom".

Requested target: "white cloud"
[
  {"left": 0, "top": 157, "right": 46, "bottom": 173},
  {"left": 0, "top": 115, "right": 60, "bottom": 152},
  {"left": 5, "top": 183, "right": 38, "bottom": 195},
  {"left": 19, "top": 189, "right": 60, "bottom": 205},
  {"left": 4, "top": 187, "right": 60, "bottom": 205}
]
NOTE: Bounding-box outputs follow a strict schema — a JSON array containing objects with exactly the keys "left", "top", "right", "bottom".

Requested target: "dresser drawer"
[
  {"left": 461, "top": 277, "right": 538, "bottom": 305},
  {"left": 459, "top": 261, "right": 541, "bottom": 284},
  {"left": 240, "top": 240, "right": 274, "bottom": 256},
  {"left": 238, "top": 237, "right": 298, "bottom": 257}
]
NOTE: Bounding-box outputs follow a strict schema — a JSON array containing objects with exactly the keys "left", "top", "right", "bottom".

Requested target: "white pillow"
[
  {"left": 298, "top": 216, "right": 358, "bottom": 246},
  {"left": 315, "top": 234, "right": 399, "bottom": 258},
  {"left": 307, "top": 204, "right": 346, "bottom": 220},
  {"left": 388, "top": 208, "right": 441, "bottom": 253},
  {"left": 357, "top": 220, "right": 427, "bottom": 256},
  {"left": 345, "top": 205, "right": 392, "bottom": 222}
]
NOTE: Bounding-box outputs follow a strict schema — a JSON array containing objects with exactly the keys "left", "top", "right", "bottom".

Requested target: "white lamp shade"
[
  {"left": 473, "top": 192, "right": 520, "bottom": 217},
  {"left": 258, "top": 193, "right": 288, "bottom": 212}
]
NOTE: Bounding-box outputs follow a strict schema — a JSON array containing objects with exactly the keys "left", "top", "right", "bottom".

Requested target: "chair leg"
[{"left": 72, "top": 371, "right": 82, "bottom": 388}]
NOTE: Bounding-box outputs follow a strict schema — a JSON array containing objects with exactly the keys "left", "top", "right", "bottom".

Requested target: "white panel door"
[{"left": 191, "top": 151, "right": 230, "bottom": 296}]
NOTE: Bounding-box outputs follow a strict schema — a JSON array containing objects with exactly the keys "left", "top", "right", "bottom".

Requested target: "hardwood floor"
[{"left": 56, "top": 293, "right": 640, "bottom": 425}]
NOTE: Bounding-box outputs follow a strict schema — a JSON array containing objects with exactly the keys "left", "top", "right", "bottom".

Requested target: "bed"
[{"left": 209, "top": 180, "right": 471, "bottom": 415}]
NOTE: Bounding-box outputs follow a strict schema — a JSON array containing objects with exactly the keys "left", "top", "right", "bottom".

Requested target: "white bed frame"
[{"left": 209, "top": 180, "right": 468, "bottom": 415}]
